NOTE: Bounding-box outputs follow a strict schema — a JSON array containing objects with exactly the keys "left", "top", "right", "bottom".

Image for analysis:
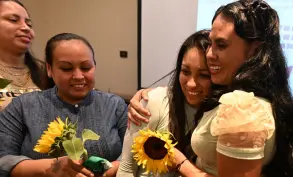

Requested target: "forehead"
[
  {"left": 182, "top": 47, "right": 206, "bottom": 67},
  {"left": 210, "top": 13, "right": 235, "bottom": 40},
  {"left": 53, "top": 39, "right": 93, "bottom": 62},
  {"left": 0, "top": 1, "right": 29, "bottom": 17}
]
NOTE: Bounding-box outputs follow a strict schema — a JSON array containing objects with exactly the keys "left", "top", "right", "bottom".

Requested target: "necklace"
[
  {"left": 10, "top": 73, "right": 31, "bottom": 87},
  {"left": 0, "top": 69, "right": 31, "bottom": 87},
  {"left": 0, "top": 63, "right": 29, "bottom": 76}
]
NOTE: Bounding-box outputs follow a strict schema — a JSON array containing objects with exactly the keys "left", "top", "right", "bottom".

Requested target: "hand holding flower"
[
  {"left": 46, "top": 156, "right": 94, "bottom": 177},
  {"left": 34, "top": 117, "right": 112, "bottom": 176}
]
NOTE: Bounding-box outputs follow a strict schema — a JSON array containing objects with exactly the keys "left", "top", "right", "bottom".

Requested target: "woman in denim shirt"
[{"left": 0, "top": 33, "right": 128, "bottom": 177}]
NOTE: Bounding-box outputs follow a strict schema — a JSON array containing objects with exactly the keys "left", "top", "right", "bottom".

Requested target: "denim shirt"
[{"left": 0, "top": 87, "right": 128, "bottom": 176}]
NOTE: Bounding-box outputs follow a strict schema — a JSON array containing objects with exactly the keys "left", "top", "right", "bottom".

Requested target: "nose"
[
  {"left": 20, "top": 21, "right": 30, "bottom": 33},
  {"left": 187, "top": 77, "right": 197, "bottom": 88},
  {"left": 72, "top": 69, "right": 84, "bottom": 80},
  {"left": 206, "top": 46, "right": 216, "bottom": 61}
]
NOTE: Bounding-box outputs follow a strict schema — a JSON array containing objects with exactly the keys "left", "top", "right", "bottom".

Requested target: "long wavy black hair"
[
  {"left": 168, "top": 30, "right": 221, "bottom": 153},
  {"left": 0, "top": 0, "right": 47, "bottom": 89},
  {"left": 211, "top": 0, "right": 293, "bottom": 176}
]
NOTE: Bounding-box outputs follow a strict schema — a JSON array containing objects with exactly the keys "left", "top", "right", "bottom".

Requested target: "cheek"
[
  {"left": 51, "top": 70, "right": 70, "bottom": 84},
  {"left": 179, "top": 73, "right": 186, "bottom": 87},
  {"left": 0, "top": 25, "right": 10, "bottom": 36},
  {"left": 84, "top": 69, "right": 96, "bottom": 83},
  {"left": 199, "top": 80, "right": 211, "bottom": 95},
  {"left": 53, "top": 74, "right": 69, "bottom": 85},
  {"left": 226, "top": 47, "right": 246, "bottom": 71},
  {"left": 30, "top": 29, "right": 35, "bottom": 39}
]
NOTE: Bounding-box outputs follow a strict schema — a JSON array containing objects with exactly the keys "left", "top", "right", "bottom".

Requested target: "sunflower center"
[{"left": 143, "top": 136, "right": 167, "bottom": 160}]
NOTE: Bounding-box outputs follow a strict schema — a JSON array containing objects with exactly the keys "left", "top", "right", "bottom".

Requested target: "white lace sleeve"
[{"left": 210, "top": 90, "right": 275, "bottom": 159}]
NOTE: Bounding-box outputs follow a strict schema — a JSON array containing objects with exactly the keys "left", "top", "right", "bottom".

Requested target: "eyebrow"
[
  {"left": 57, "top": 60, "right": 94, "bottom": 64},
  {"left": 57, "top": 61, "right": 72, "bottom": 65}
]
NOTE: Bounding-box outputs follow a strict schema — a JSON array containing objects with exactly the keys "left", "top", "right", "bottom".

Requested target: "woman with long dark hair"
[
  {"left": 0, "top": 0, "right": 47, "bottom": 110},
  {"left": 128, "top": 1, "right": 293, "bottom": 176},
  {"left": 117, "top": 30, "right": 217, "bottom": 177}
]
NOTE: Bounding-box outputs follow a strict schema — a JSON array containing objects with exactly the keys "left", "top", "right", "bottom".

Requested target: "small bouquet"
[
  {"left": 131, "top": 129, "right": 177, "bottom": 175},
  {"left": 34, "top": 117, "right": 112, "bottom": 174}
]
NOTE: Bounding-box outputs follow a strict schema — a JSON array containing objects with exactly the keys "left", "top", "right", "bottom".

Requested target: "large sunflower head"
[
  {"left": 131, "top": 129, "right": 177, "bottom": 175},
  {"left": 34, "top": 117, "right": 76, "bottom": 157}
]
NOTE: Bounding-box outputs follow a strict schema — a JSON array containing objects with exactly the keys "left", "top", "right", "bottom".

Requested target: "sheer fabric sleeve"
[{"left": 210, "top": 90, "right": 275, "bottom": 160}]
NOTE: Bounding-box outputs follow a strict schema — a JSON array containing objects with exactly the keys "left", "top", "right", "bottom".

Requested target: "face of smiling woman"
[
  {"left": 179, "top": 47, "right": 211, "bottom": 108},
  {"left": 207, "top": 13, "right": 256, "bottom": 85},
  {"left": 46, "top": 39, "right": 96, "bottom": 104}
]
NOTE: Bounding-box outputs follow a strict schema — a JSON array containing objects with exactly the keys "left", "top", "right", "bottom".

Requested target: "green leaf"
[
  {"left": 82, "top": 129, "right": 100, "bottom": 143},
  {"left": 0, "top": 78, "right": 12, "bottom": 89},
  {"left": 62, "top": 138, "right": 84, "bottom": 160}
]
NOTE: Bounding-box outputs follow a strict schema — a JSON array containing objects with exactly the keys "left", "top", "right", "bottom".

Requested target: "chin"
[
  {"left": 69, "top": 91, "right": 88, "bottom": 99},
  {"left": 187, "top": 100, "right": 200, "bottom": 108},
  {"left": 211, "top": 77, "right": 223, "bottom": 85}
]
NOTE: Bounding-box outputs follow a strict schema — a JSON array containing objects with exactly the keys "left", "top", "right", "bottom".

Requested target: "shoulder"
[
  {"left": 13, "top": 88, "right": 51, "bottom": 104},
  {"left": 148, "top": 87, "right": 168, "bottom": 97},
  {"left": 147, "top": 87, "right": 168, "bottom": 103},
  {"left": 211, "top": 90, "right": 275, "bottom": 136},
  {"left": 91, "top": 90, "right": 127, "bottom": 117},
  {"left": 142, "top": 87, "right": 169, "bottom": 110},
  {"left": 218, "top": 90, "right": 273, "bottom": 117},
  {"left": 92, "top": 90, "right": 126, "bottom": 105}
]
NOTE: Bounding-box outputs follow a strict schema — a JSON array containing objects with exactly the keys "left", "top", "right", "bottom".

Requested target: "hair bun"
[{"left": 250, "top": 1, "right": 270, "bottom": 13}]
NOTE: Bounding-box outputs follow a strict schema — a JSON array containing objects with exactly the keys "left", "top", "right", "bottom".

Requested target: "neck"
[
  {"left": 0, "top": 48, "right": 26, "bottom": 68},
  {"left": 57, "top": 90, "right": 87, "bottom": 105}
]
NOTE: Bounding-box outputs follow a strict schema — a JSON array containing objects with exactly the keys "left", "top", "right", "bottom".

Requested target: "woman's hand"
[
  {"left": 128, "top": 88, "right": 153, "bottom": 127},
  {"left": 46, "top": 156, "right": 95, "bottom": 177}
]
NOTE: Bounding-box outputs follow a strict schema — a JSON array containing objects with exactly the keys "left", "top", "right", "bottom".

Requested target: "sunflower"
[
  {"left": 34, "top": 117, "right": 65, "bottom": 154},
  {"left": 131, "top": 129, "right": 177, "bottom": 175}
]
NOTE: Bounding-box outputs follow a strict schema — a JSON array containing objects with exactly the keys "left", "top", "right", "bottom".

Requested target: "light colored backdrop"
[{"left": 22, "top": 0, "right": 138, "bottom": 99}]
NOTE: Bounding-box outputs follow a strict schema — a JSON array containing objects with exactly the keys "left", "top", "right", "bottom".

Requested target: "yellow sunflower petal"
[
  {"left": 131, "top": 129, "right": 177, "bottom": 175},
  {"left": 34, "top": 117, "right": 65, "bottom": 154}
]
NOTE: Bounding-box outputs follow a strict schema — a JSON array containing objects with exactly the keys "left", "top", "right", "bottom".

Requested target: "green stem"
[{"left": 82, "top": 149, "right": 88, "bottom": 161}]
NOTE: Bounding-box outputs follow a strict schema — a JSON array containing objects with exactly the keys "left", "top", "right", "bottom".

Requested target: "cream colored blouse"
[{"left": 191, "top": 90, "right": 276, "bottom": 176}]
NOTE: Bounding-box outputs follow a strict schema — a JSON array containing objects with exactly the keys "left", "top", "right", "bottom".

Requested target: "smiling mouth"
[
  {"left": 187, "top": 91, "right": 201, "bottom": 95},
  {"left": 209, "top": 65, "right": 221, "bottom": 73},
  {"left": 71, "top": 84, "right": 86, "bottom": 88}
]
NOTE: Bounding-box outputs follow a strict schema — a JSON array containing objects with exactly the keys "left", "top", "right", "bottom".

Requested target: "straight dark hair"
[{"left": 168, "top": 30, "right": 220, "bottom": 153}]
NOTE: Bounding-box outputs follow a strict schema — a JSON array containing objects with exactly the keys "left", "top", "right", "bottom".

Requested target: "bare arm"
[
  {"left": 217, "top": 153, "right": 262, "bottom": 177},
  {"left": 11, "top": 157, "right": 95, "bottom": 177},
  {"left": 174, "top": 148, "right": 213, "bottom": 177},
  {"left": 10, "top": 159, "right": 51, "bottom": 177}
]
